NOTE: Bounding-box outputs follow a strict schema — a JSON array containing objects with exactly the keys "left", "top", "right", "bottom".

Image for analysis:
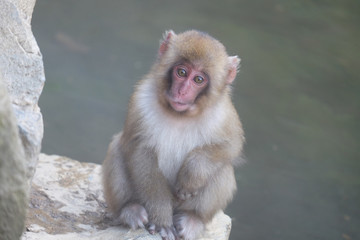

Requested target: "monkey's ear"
[
  {"left": 158, "top": 30, "right": 176, "bottom": 57},
  {"left": 226, "top": 56, "right": 241, "bottom": 85}
]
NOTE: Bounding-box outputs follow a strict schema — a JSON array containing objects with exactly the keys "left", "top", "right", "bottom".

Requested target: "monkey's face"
[
  {"left": 166, "top": 62, "right": 209, "bottom": 113},
  {"left": 154, "top": 30, "right": 239, "bottom": 117}
]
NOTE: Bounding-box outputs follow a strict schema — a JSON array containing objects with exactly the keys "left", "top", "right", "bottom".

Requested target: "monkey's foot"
[
  {"left": 118, "top": 203, "right": 149, "bottom": 229},
  {"left": 147, "top": 223, "right": 178, "bottom": 240},
  {"left": 173, "top": 212, "right": 204, "bottom": 240}
]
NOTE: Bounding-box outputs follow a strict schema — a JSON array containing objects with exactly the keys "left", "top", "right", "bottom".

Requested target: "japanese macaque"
[{"left": 102, "top": 30, "right": 244, "bottom": 240}]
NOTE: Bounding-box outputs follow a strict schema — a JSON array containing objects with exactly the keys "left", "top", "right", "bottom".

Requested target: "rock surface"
[
  {"left": 22, "top": 154, "right": 232, "bottom": 240},
  {"left": 0, "top": 0, "right": 45, "bottom": 182},
  {"left": 0, "top": 80, "right": 28, "bottom": 240}
]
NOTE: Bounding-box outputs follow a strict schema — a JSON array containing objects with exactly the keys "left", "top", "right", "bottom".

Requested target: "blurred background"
[{"left": 32, "top": 0, "right": 359, "bottom": 239}]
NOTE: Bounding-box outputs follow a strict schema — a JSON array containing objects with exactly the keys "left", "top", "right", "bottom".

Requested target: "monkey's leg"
[
  {"left": 102, "top": 134, "right": 133, "bottom": 215},
  {"left": 103, "top": 134, "right": 150, "bottom": 229},
  {"left": 174, "top": 164, "right": 236, "bottom": 240},
  {"left": 128, "top": 145, "right": 178, "bottom": 240}
]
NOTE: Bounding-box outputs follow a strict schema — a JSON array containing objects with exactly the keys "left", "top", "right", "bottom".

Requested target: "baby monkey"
[{"left": 102, "top": 30, "right": 244, "bottom": 240}]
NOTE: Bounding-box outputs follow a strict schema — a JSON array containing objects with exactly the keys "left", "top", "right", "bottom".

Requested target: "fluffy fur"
[{"left": 102, "top": 30, "right": 244, "bottom": 240}]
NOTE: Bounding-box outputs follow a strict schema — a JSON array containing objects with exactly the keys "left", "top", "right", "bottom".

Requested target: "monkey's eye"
[
  {"left": 177, "top": 68, "right": 187, "bottom": 77},
  {"left": 194, "top": 76, "right": 204, "bottom": 84}
]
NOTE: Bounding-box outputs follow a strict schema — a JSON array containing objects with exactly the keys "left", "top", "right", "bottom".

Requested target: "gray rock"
[
  {"left": 0, "top": 0, "right": 45, "bottom": 182},
  {"left": 0, "top": 79, "right": 28, "bottom": 240},
  {"left": 22, "top": 154, "right": 232, "bottom": 240}
]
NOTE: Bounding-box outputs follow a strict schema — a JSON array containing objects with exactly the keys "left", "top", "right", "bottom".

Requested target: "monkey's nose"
[{"left": 178, "top": 81, "right": 191, "bottom": 95}]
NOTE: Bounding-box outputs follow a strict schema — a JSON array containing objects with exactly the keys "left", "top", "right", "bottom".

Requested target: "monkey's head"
[{"left": 154, "top": 30, "right": 240, "bottom": 117}]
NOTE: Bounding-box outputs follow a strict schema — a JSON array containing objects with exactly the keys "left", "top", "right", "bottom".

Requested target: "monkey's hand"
[
  {"left": 175, "top": 165, "right": 207, "bottom": 201},
  {"left": 175, "top": 149, "right": 223, "bottom": 201},
  {"left": 175, "top": 185, "right": 199, "bottom": 201}
]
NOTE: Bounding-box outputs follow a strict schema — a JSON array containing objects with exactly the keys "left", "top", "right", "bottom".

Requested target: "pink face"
[{"left": 166, "top": 62, "right": 209, "bottom": 112}]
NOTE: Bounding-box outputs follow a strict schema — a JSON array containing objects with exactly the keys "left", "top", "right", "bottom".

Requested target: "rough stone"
[
  {"left": 0, "top": 0, "right": 45, "bottom": 182},
  {"left": 22, "top": 154, "right": 232, "bottom": 240},
  {"left": 0, "top": 79, "right": 28, "bottom": 240}
]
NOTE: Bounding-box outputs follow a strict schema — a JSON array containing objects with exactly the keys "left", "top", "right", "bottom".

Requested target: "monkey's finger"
[
  {"left": 177, "top": 189, "right": 197, "bottom": 201},
  {"left": 171, "top": 226, "right": 180, "bottom": 240},
  {"left": 189, "top": 190, "right": 199, "bottom": 199},
  {"left": 138, "top": 213, "right": 148, "bottom": 228},
  {"left": 137, "top": 220, "right": 145, "bottom": 229},
  {"left": 176, "top": 189, "right": 187, "bottom": 201},
  {"left": 146, "top": 223, "right": 156, "bottom": 235},
  {"left": 174, "top": 222, "right": 183, "bottom": 233},
  {"left": 139, "top": 205, "right": 149, "bottom": 224}
]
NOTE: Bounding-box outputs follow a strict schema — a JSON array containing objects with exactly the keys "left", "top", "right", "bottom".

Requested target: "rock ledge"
[{"left": 22, "top": 154, "right": 232, "bottom": 240}]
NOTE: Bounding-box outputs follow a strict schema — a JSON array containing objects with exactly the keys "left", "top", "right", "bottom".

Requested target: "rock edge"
[{"left": 22, "top": 154, "right": 232, "bottom": 240}]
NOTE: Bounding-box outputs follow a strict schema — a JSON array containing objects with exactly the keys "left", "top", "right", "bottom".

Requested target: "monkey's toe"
[
  {"left": 147, "top": 223, "right": 178, "bottom": 240},
  {"left": 159, "top": 226, "right": 178, "bottom": 240},
  {"left": 173, "top": 212, "right": 204, "bottom": 240},
  {"left": 119, "top": 203, "right": 149, "bottom": 229}
]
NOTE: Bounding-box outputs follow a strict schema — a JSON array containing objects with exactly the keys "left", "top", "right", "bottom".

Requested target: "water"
[{"left": 32, "top": 0, "right": 360, "bottom": 239}]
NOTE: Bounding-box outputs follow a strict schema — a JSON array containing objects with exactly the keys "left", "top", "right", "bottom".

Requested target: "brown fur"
[{"left": 102, "top": 30, "right": 244, "bottom": 240}]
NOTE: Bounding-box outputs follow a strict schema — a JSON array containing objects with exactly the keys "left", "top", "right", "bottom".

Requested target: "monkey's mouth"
[
  {"left": 171, "top": 101, "right": 190, "bottom": 111},
  {"left": 166, "top": 94, "right": 192, "bottom": 112}
]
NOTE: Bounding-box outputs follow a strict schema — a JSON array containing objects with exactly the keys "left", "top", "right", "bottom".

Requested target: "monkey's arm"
[{"left": 175, "top": 142, "right": 238, "bottom": 200}]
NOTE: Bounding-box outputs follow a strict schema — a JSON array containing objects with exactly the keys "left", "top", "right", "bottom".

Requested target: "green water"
[{"left": 33, "top": 0, "right": 360, "bottom": 239}]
